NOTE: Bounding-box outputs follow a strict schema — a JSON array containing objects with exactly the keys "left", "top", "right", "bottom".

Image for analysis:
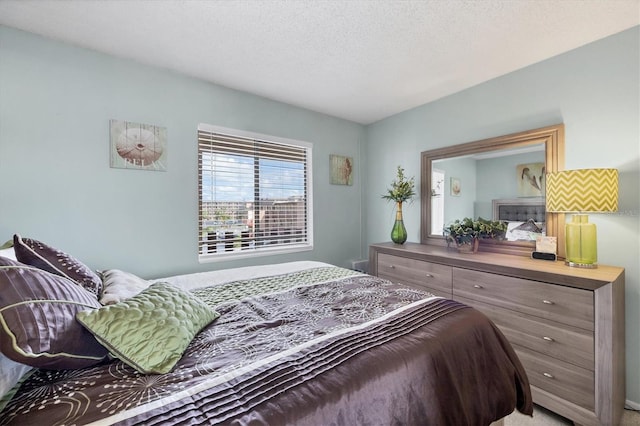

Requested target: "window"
[{"left": 198, "top": 124, "right": 312, "bottom": 261}]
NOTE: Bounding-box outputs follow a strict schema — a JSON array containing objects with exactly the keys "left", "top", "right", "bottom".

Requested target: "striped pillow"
[{"left": 0, "top": 257, "right": 108, "bottom": 369}]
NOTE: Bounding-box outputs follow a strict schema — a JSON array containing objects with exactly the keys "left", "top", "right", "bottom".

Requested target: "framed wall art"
[
  {"left": 450, "top": 177, "right": 461, "bottom": 196},
  {"left": 517, "top": 162, "right": 545, "bottom": 197},
  {"left": 330, "top": 154, "right": 353, "bottom": 185},
  {"left": 110, "top": 120, "right": 167, "bottom": 171}
]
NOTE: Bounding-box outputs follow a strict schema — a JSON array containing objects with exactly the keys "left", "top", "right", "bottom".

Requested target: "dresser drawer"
[
  {"left": 515, "top": 345, "right": 595, "bottom": 411},
  {"left": 377, "top": 253, "right": 452, "bottom": 296},
  {"left": 452, "top": 268, "right": 594, "bottom": 330},
  {"left": 456, "top": 295, "right": 594, "bottom": 370}
]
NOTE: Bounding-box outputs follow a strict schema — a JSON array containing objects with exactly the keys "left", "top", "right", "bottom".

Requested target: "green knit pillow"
[{"left": 77, "top": 282, "right": 218, "bottom": 374}]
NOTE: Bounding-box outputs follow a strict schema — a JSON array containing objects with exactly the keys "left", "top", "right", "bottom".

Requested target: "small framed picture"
[
  {"left": 330, "top": 154, "right": 353, "bottom": 185},
  {"left": 450, "top": 177, "right": 461, "bottom": 196},
  {"left": 110, "top": 119, "right": 167, "bottom": 171},
  {"left": 517, "top": 162, "right": 545, "bottom": 197}
]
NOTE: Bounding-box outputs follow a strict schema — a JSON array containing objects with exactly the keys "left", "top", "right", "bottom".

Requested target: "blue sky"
[{"left": 201, "top": 153, "right": 305, "bottom": 202}]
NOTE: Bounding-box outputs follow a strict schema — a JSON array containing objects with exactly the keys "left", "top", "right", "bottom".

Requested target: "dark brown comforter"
[{"left": 0, "top": 268, "right": 532, "bottom": 425}]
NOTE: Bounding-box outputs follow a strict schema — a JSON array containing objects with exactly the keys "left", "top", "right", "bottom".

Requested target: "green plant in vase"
[{"left": 382, "top": 166, "right": 416, "bottom": 244}]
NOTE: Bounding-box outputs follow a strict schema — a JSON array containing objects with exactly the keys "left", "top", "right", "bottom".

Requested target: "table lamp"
[{"left": 545, "top": 168, "right": 618, "bottom": 268}]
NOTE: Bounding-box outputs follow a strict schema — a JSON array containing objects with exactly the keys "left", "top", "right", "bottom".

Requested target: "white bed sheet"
[{"left": 151, "top": 260, "right": 335, "bottom": 292}]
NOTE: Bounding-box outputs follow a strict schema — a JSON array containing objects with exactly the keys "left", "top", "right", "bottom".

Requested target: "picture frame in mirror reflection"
[
  {"left": 517, "top": 162, "right": 545, "bottom": 197},
  {"left": 450, "top": 177, "right": 461, "bottom": 196}
]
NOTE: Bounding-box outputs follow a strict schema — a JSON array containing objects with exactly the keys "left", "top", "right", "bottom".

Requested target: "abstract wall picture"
[
  {"left": 110, "top": 120, "right": 167, "bottom": 171},
  {"left": 330, "top": 154, "right": 353, "bottom": 185},
  {"left": 450, "top": 177, "right": 461, "bottom": 196},
  {"left": 517, "top": 162, "right": 545, "bottom": 197}
]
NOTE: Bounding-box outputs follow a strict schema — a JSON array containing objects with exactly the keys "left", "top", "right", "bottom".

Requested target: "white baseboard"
[{"left": 625, "top": 399, "right": 640, "bottom": 410}]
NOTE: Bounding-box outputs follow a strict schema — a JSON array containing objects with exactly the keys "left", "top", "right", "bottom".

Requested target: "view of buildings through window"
[{"left": 198, "top": 126, "right": 312, "bottom": 258}]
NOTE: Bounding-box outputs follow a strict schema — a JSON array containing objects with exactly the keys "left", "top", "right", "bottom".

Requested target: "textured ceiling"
[{"left": 0, "top": 0, "right": 638, "bottom": 124}]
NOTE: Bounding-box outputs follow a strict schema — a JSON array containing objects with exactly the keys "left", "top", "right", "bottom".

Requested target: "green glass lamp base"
[{"left": 565, "top": 214, "right": 598, "bottom": 269}]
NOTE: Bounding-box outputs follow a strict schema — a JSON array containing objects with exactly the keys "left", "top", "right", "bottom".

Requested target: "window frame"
[{"left": 197, "top": 123, "right": 313, "bottom": 263}]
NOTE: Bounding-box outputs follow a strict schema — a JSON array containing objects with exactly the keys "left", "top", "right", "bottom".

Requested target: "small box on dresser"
[{"left": 369, "top": 242, "right": 625, "bottom": 426}]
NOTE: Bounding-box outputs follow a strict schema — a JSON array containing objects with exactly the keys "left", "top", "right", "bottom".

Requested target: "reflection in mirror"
[
  {"left": 431, "top": 145, "right": 545, "bottom": 234},
  {"left": 420, "top": 124, "right": 565, "bottom": 257}
]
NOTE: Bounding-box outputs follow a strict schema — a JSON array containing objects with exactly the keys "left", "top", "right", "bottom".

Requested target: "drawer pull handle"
[
  {"left": 542, "top": 372, "right": 554, "bottom": 379},
  {"left": 542, "top": 336, "right": 555, "bottom": 342},
  {"left": 425, "top": 273, "right": 434, "bottom": 278},
  {"left": 389, "top": 265, "right": 396, "bottom": 269},
  {"left": 473, "top": 284, "right": 483, "bottom": 289},
  {"left": 542, "top": 300, "right": 554, "bottom": 305}
]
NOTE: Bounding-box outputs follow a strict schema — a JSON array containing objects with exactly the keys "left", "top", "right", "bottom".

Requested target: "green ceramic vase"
[{"left": 391, "top": 202, "right": 407, "bottom": 244}]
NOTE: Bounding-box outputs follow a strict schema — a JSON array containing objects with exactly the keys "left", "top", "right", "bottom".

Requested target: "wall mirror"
[{"left": 420, "top": 124, "right": 565, "bottom": 258}]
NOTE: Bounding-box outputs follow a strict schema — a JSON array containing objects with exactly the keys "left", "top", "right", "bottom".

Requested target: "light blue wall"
[
  {"left": 365, "top": 26, "right": 640, "bottom": 404},
  {"left": 475, "top": 151, "right": 544, "bottom": 218},
  {"left": 438, "top": 156, "right": 476, "bottom": 222},
  {"left": 0, "top": 26, "right": 365, "bottom": 278}
]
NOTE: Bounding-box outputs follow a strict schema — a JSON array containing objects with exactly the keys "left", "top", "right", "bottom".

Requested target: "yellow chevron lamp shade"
[
  {"left": 546, "top": 168, "right": 618, "bottom": 212},
  {"left": 546, "top": 168, "right": 618, "bottom": 268}
]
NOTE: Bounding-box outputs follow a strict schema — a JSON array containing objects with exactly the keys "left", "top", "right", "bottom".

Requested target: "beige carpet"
[{"left": 505, "top": 405, "right": 640, "bottom": 426}]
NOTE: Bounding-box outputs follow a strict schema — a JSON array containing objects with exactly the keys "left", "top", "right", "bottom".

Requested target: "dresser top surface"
[{"left": 370, "top": 242, "right": 624, "bottom": 289}]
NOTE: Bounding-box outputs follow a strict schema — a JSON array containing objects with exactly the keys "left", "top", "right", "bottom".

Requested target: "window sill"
[{"left": 198, "top": 243, "right": 313, "bottom": 263}]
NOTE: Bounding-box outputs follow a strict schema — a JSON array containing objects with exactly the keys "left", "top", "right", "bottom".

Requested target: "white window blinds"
[{"left": 198, "top": 125, "right": 312, "bottom": 260}]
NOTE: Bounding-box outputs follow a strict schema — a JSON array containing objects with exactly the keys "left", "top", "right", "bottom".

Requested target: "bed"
[
  {"left": 492, "top": 198, "right": 546, "bottom": 241},
  {"left": 0, "top": 235, "right": 532, "bottom": 425}
]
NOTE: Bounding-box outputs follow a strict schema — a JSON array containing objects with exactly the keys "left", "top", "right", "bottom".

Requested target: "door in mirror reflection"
[{"left": 431, "top": 168, "right": 445, "bottom": 235}]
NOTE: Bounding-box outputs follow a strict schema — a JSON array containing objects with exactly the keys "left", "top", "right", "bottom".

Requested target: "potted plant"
[
  {"left": 382, "top": 166, "right": 416, "bottom": 244},
  {"left": 443, "top": 217, "right": 507, "bottom": 253},
  {"left": 476, "top": 217, "right": 508, "bottom": 240}
]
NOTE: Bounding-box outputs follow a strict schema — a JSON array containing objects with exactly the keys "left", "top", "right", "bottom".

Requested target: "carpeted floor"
[{"left": 505, "top": 404, "right": 640, "bottom": 425}]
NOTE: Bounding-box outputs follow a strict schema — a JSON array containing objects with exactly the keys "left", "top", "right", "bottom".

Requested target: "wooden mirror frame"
[{"left": 420, "top": 124, "right": 566, "bottom": 258}]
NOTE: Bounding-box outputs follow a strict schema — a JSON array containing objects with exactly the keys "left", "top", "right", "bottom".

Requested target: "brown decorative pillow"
[
  {"left": 0, "top": 257, "right": 108, "bottom": 369},
  {"left": 13, "top": 234, "right": 102, "bottom": 298}
]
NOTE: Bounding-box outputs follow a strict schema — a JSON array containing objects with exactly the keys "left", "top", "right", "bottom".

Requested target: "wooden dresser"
[{"left": 369, "top": 242, "right": 625, "bottom": 426}]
